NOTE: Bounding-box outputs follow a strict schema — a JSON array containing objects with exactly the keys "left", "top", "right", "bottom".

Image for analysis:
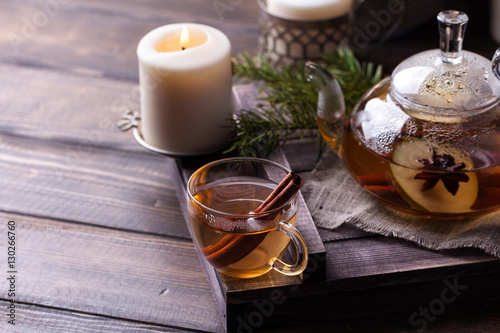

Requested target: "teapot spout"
[
  {"left": 305, "top": 62, "right": 346, "bottom": 122},
  {"left": 305, "top": 61, "right": 346, "bottom": 154}
]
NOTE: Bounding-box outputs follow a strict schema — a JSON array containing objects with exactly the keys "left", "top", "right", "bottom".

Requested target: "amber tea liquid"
[
  {"left": 189, "top": 181, "right": 297, "bottom": 278},
  {"left": 318, "top": 82, "right": 500, "bottom": 218}
]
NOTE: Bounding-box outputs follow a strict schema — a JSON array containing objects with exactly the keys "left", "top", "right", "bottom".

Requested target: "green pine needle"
[{"left": 226, "top": 48, "right": 383, "bottom": 157}]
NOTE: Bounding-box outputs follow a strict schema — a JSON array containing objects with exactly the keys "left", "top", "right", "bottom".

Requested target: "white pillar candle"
[
  {"left": 266, "top": 0, "right": 353, "bottom": 21},
  {"left": 137, "top": 23, "right": 233, "bottom": 154}
]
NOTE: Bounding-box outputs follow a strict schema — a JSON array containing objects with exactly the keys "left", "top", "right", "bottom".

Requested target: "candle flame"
[{"left": 180, "top": 27, "right": 189, "bottom": 50}]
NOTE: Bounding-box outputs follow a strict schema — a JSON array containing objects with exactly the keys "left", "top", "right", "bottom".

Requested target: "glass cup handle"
[{"left": 270, "top": 221, "right": 308, "bottom": 276}]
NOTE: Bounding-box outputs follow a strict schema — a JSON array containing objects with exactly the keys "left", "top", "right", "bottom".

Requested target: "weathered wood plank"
[
  {"left": 171, "top": 147, "right": 325, "bottom": 331},
  {"left": 0, "top": 57, "right": 496, "bottom": 333},
  {"left": 317, "top": 224, "right": 376, "bottom": 242},
  {"left": 222, "top": 271, "right": 500, "bottom": 332},
  {"left": 324, "top": 236, "right": 500, "bottom": 289},
  {"left": 170, "top": 68, "right": 500, "bottom": 331},
  {"left": 0, "top": 212, "right": 223, "bottom": 332},
  {"left": 0, "top": 63, "right": 142, "bottom": 152},
  {"left": 0, "top": 0, "right": 259, "bottom": 80},
  {"left": 0, "top": 133, "right": 189, "bottom": 238},
  {"left": 257, "top": 301, "right": 500, "bottom": 333},
  {"left": 0, "top": 301, "right": 193, "bottom": 333},
  {"left": 169, "top": 156, "right": 234, "bottom": 331},
  {"left": 3, "top": 299, "right": 499, "bottom": 333},
  {"left": 198, "top": 234, "right": 500, "bottom": 331},
  {"left": 2, "top": 1, "right": 500, "bottom": 332},
  {"left": 215, "top": 236, "right": 500, "bottom": 304}
]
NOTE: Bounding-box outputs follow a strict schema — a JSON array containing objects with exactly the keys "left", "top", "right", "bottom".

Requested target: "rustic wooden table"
[{"left": 1, "top": 0, "right": 500, "bottom": 332}]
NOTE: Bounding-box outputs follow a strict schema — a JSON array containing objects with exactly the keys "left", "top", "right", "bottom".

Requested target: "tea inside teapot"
[{"left": 308, "top": 10, "right": 500, "bottom": 218}]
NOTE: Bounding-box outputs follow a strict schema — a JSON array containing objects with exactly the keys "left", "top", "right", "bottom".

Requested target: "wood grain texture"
[
  {"left": 0, "top": 301, "right": 191, "bottom": 333},
  {"left": 0, "top": 133, "right": 189, "bottom": 238},
  {"left": 223, "top": 271, "right": 500, "bottom": 332},
  {"left": 0, "top": 212, "right": 223, "bottom": 332},
  {"left": 171, "top": 147, "right": 325, "bottom": 331},
  {"left": 0, "top": 63, "right": 142, "bottom": 152},
  {"left": 316, "top": 224, "right": 376, "bottom": 242},
  {"left": 257, "top": 302, "right": 500, "bottom": 333},
  {"left": 3, "top": 299, "right": 499, "bottom": 333},
  {"left": 171, "top": 81, "right": 500, "bottom": 330},
  {"left": 1, "top": 0, "right": 500, "bottom": 332},
  {"left": 204, "top": 235, "right": 500, "bottom": 331},
  {"left": 324, "top": 236, "right": 500, "bottom": 288},
  {"left": 0, "top": 0, "right": 259, "bottom": 80}
]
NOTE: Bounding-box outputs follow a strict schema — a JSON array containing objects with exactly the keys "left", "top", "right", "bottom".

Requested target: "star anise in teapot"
[{"left": 414, "top": 149, "right": 470, "bottom": 196}]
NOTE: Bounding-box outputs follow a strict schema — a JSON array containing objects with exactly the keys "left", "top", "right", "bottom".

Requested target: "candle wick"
[{"left": 181, "top": 46, "right": 186, "bottom": 51}]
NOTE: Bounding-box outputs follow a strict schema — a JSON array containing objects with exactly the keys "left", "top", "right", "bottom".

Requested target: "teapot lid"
[{"left": 391, "top": 10, "right": 500, "bottom": 119}]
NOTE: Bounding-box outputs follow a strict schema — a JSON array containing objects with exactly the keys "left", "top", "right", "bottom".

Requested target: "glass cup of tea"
[{"left": 187, "top": 157, "right": 308, "bottom": 279}]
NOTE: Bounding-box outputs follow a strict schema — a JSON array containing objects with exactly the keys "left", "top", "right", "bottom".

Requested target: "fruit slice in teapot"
[
  {"left": 305, "top": 9, "right": 500, "bottom": 217},
  {"left": 390, "top": 139, "right": 478, "bottom": 213}
]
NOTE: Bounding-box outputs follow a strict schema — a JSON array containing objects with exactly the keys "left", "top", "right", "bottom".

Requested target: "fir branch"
[{"left": 227, "top": 48, "right": 383, "bottom": 157}]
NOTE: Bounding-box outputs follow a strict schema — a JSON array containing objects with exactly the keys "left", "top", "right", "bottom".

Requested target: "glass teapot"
[{"left": 306, "top": 10, "right": 500, "bottom": 218}]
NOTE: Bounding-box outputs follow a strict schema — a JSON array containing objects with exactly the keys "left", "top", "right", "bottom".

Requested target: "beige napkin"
[{"left": 301, "top": 149, "right": 500, "bottom": 257}]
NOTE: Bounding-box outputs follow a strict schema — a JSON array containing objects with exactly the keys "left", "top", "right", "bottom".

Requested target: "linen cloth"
[{"left": 301, "top": 150, "right": 500, "bottom": 257}]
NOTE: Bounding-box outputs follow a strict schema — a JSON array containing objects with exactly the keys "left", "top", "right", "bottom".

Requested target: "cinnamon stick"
[
  {"left": 254, "top": 172, "right": 301, "bottom": 213},
  {"left": 202, "top": 172, "right": 303, "bottom": 269}
]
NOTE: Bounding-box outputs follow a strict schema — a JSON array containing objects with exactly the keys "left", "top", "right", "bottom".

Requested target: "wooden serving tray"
[
  {"left": 172, "top": 146, "right": 327, "bottom": 330},
  {"left": 171, "top": 85, "right": 500, "bottom": 332}
]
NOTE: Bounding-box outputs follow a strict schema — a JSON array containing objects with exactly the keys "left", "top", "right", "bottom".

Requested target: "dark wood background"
[{"left": 0, "top": 0, "right": 499, "bottom": 332}]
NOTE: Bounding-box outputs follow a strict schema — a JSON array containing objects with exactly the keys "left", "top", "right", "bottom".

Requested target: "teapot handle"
[{"left": 493, "top": 47, "right": 500, "bottom": 80}]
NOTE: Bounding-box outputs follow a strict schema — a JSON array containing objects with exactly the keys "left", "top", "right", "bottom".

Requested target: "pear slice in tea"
[{"left": 390, "top": 139, "right": 478, "bottom": 213}]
